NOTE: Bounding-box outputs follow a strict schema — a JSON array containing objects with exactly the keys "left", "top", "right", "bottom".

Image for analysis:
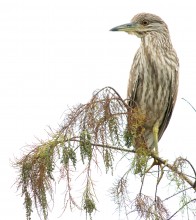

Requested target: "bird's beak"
[{"left": 110, "top": 22, "right": 137, "bottom": 33}]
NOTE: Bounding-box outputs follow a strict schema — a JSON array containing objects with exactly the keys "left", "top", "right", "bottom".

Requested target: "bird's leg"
[
  {"left": 153, "top": 121, "right": 159, "bottom": 156},
  {"left": 145, "top": 121, "right": 160, "bottom": 173}
]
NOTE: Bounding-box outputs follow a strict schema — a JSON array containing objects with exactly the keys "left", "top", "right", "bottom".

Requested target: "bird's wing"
[
  {"left": 158, "top": 66, "right": 179, "bottom": 140},
  {"left": 127, "top": 50, "right": 140, "bottom": 106}
]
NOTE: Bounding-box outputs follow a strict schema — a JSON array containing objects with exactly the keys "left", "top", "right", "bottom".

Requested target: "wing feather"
[
  {"left": 158, "top": 66, "right": 179, "bottom": 140},
  {"left": 127, "top": 49, "right": 141, "bottom": 106}
]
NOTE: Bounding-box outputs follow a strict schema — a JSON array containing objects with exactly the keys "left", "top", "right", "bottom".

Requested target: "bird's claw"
[{"left": 145, "top": 159, "right": 165, "bottom": 185}]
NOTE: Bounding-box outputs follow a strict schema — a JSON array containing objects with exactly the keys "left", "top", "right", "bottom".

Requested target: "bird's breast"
[{"left": 133, "top": 55, "right": 171, "bottom": 126}]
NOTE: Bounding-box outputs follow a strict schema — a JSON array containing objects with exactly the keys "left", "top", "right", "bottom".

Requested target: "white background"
[{"left": 1, "top": 0, "right": 196, "bottom": 219}]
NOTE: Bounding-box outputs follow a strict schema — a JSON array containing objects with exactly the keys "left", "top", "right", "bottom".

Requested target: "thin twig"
[
  {"left": 139, "top": 173, "right": 146, "bottom": 195},
  {"left": 167, "top": 199, "right": 196, "bottom": 220},
  {"left": 154, "top": 166, "right": 160, "bottom": 202},
  {"left": 182, "top": 98, "right": 196, "bottom": 112},
  {"left": 163, "top": 187, "right": 192, "bottom": 202},
  {"left": 183, "top": 158, "right": 196, "bottom": 188}
]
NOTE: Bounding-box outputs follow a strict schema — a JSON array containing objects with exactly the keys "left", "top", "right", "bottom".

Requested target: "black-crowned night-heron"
[{"left": 111, "top": 13, "right": 179, "bottom": 156}]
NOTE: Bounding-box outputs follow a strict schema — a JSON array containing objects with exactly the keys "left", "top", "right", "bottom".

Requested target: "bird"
[{"left": 110, "top": 13, "right": 179, "bottom": 168}]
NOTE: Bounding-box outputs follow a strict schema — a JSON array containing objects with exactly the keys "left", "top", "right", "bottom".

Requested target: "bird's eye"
[{"left": 141, "top": 20, "right": 149, "bottom": 26}]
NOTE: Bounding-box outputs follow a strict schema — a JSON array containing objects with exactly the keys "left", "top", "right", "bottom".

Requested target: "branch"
[
  {"left": 149, "top": 153, "right": 196, "bottom": 190},
  {"left": 12, "top": 87, "right": 196, "bottom": 220},
  {"left": 69, "top": 137, "right": 196, "bottom": 191}
]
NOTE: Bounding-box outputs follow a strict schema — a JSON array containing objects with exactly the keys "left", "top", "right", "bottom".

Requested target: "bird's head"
[{"left": 110, "top": 13, "right": 168, "bottom": 38}]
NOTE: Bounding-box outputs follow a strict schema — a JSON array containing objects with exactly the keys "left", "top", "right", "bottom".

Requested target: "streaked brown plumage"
[{"left": 111, "top": 13, "right": 179, "bottom": 151}]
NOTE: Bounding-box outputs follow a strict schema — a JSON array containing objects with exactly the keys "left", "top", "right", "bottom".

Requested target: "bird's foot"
[
  {"left": 145, "top": 158, "right": 159, "bottom": 173},
  {"left": 145, "top": 157, "right": 165, "bottom": 185}
]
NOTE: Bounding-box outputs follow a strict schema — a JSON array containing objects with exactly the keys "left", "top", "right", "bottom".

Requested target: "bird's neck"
[{"left": 141, "top": 31, "right": 172, "bottom": 54}]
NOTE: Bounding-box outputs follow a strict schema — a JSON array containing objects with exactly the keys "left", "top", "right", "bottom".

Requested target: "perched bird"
[{"left": 110, "top": 13, "right": 179, "bottom": 155}]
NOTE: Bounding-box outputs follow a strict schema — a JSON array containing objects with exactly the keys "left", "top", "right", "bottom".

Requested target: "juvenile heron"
[{"left": 111, "top": 13, "right": 179, "bottom": 154}]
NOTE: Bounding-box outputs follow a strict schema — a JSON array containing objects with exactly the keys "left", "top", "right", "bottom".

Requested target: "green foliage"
[
  {"left": 39, "top": 188, "right": 48, "bottom": 220},
  {"left": 123, "top": 129, "right": 133, "bottom": 147},
  {"left": 132, "top": 147, "right": 150, "bottom": 174},
  {"left": 103, "top": 149, "right": 113, "bottom": 174},
  {"left": 61, "top": 145, "right": 77, "bottom": 168},
  {"left": 13, "top": 87, "right": 196, "bottom": 220},
  {"left": 167, "top": 157, "right": 196, "bottom": 216},
  {"left": 24, "top": 191, "right": 32, "bottom": 220},
  {"left": 80, "top": 130, "right": 92, "bottom": 163},
  {"left": 108, "top": 117, "right": 121, "bottom": 146},
  {"left": 16, "top": 138, "right": 59, "bottom": 220},
  {"left": 44, "top": 145, "right": 55, "bottom": 180},
  {"left": 83, "top": 190, "right": 96, "bottom": 220},
  {"left": 21, "top": 162, "right": 33, "bottom": 220}
]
